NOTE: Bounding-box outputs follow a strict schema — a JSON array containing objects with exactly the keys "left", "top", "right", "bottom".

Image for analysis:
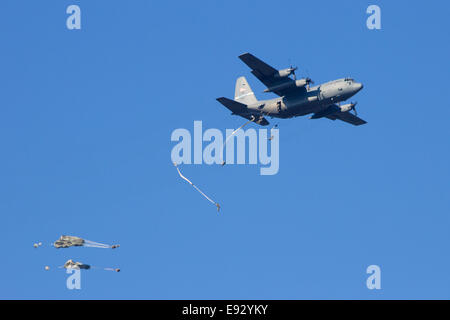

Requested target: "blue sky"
[{"left": 0, "top": 0, "right": 449, "bottom": 299}]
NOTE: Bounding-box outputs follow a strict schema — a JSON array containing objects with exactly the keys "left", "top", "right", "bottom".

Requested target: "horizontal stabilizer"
[
  {"left": 216, "top": 97, "right": 269, "bottom": 126},
  {"left": 216, "top": 97, "right": 248, "bottom": 114}
]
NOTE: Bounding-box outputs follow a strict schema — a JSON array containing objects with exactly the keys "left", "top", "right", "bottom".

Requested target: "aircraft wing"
[
  {"left": 325, "top": 111, "right": 367, "bottom": 126},
  {"left": 216, "top": 97, "right": 269, "bottom": 126},
  {"left": 239, "top": 53, "right": 303, "bottom": 97}
]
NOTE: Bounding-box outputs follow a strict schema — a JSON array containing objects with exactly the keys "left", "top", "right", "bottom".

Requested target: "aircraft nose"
[{"left": 355, "top": 82, "right": 363, "bottom": 92}]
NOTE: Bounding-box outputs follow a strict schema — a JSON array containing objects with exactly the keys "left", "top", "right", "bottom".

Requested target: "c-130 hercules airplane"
[{"left": 217, "top": 53, "right": 366, "bottom": 126}]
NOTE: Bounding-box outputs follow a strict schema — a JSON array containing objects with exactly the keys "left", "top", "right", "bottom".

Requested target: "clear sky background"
[{"left": 0, "top": 0, "right": 449, "bottom": 299}]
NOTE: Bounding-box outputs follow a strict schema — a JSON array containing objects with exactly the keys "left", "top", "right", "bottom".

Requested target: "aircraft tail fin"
[{"left": 234, "top": 76, "right": 258, "bottom": 105}]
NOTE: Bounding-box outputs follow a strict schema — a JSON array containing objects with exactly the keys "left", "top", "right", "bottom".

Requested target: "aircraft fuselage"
[{"left": 247, "top": 78, "right": 363, "bottom": 119}]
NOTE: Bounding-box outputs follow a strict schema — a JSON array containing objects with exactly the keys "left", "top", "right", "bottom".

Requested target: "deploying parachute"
[
  {"left": 45, "top": 259, "right": 120, "bottom": 272},
  {"left": 173, "top": 162, "right": 221, "bottom": 212},
  {"left": 52, "top": 235, "right": 119, "bottom": 249},
  {"left": 41, "top": 236, "right": 121, "bottom": 273}
]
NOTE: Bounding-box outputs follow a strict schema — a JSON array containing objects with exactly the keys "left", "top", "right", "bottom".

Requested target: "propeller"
[
  {"left": 288, "top": 61, "right": 314, "bottom": 86},
  {"left": 304, "top": 77, "right": 314, "bottom": 90},
  {"left": 287, "top": 58, "right": 297, "bottom": 80},
  {"left": 305, "top": 77, "right": 314, "bottom": 85},
  {"left": 289, "top": 65, "right": 298, "bottom": 80},
  {"left": 351, "top": 102, "right": 358, "bottom": 116},
  {"left": 304, "top": 69, "right": 315, "bottom": 86}
]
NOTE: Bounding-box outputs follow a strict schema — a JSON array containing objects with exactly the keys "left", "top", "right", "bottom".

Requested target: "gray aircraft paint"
[
  {"left": 234, "top": 76, "right": 258, "bottom": 105},
  {"left": 217, "top": 53, "right": 366, "bottom": 126}
]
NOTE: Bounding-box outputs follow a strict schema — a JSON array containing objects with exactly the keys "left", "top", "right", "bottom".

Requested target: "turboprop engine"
[
  {"left": 263, "top": 78, "right": 312, "bottom": 93},
  {"left": 274, "top": 67, "right": 297, "bottom": 78},
  {"left": 339, "top": 103, "right": 356, "bottom": 113}
]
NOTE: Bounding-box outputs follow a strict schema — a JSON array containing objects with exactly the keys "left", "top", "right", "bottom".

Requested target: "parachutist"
[{"left": 268, "top": 124, "right": 279, "bottom": 141}]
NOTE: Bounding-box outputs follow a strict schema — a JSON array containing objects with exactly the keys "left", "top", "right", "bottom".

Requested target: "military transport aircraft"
[{"left": 217, "top": 53, "right": 366, "bottom": 126}]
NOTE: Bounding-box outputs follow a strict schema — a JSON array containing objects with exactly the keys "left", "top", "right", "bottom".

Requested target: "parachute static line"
[
  {"left": 173, "top": 162, "right": 221, "bottom": 212},
  {"left": 91, "top": 266, "right": 121, "bottom": 272},
  {"left": 221, "top": 116, "right": 256, "bottom": 166},
  {"left": 82, "top": 239, "right": 119, "bottom": 249}
]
